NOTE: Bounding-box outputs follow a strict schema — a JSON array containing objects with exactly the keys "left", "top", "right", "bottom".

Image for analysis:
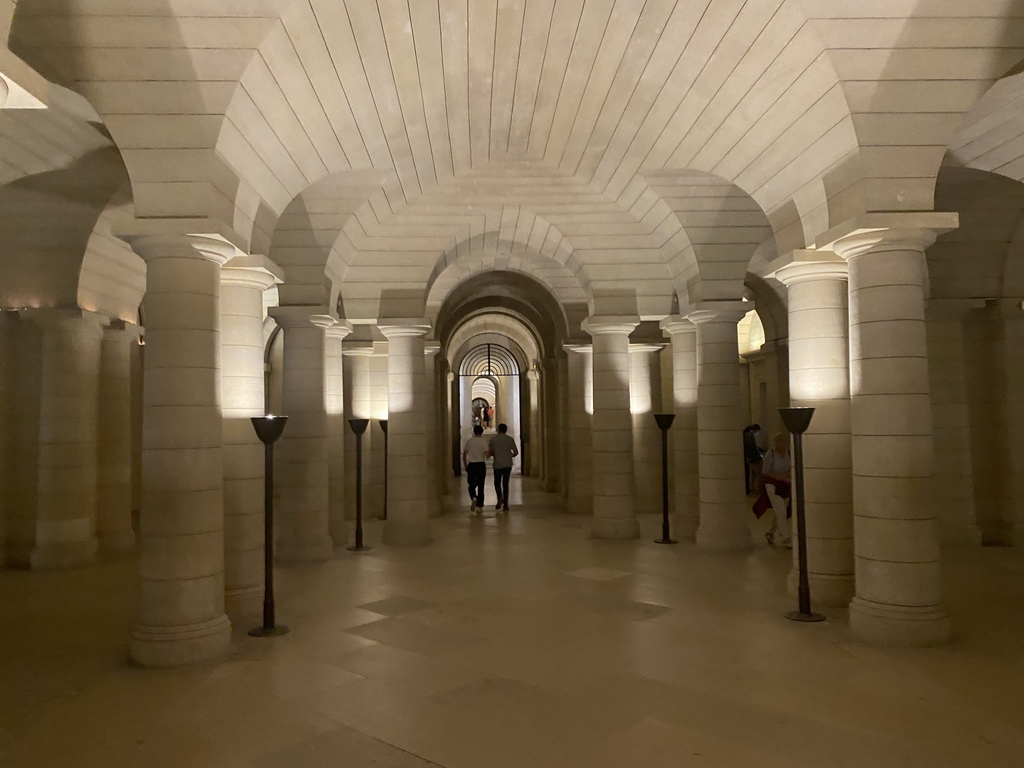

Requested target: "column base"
[
  {"left": 670, "top": 514, "right": 698, "bottom": 541},
  {"left": 849, "top": 597, "right": 951, "bottom": 647},
  {"left": 98, "top": 529, "right": 136, "bottom": 555},
  {"left": 383, "top": 519, "right": 432, "bottom": 546},
  {"left": 696, "top": 524, "right": 752, "bottom": 552},
  {"left": 130, "top": 613, "right": 232, "bottom": 668},
  {"left": 4, "top": 543, "right": 31, "bottom": 569},
  {"left": 786, "top": 570, "right": 855, "bottom": 607},
  {"left": 998, "top": 522, "right": 1024, "bottom": 547},
  {"left": 225, "top": 585, "right": 263, "bottom": 623},
  {"left": 592, "top": 516, "right": 639, "bottom": 540},
  {"left": 276, "top": 536, "right": 334, "bottom": 563},
  {"left": 31, "top": 537, "right": 98, "bottom": 569}
]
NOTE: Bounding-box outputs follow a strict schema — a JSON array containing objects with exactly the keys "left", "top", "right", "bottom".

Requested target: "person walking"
[
  {"left": 743, "top": 423, "right": 764, "bottom": 496},
  {"left": 489, "top": 423, "right": 519, "bottom": 512},
  {"left": 752, "top": 432, "right": 792, "bottom": 548},
  {"left": 463, "top": 424, "right": 489, "bottom": 512}
]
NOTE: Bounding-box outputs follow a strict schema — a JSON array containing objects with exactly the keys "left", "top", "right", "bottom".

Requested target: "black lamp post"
[
  {"left": 348, "top": 418, "right": 371, "bottom": 552},
  {"left": 379, "top": 419, "right": 389, "bottom": 521},
  {"left": 653, "top": 413, "right": 677, "bottom": 544},
  {"left": 249, "top": 415, "right": 289, "bottom": 637},
  {"left": 778, "top": 406, "right": 825, "bottom": 623}
]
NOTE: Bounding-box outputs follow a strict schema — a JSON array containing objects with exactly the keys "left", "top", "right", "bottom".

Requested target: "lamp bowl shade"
[
  {"left": 379, "top": 419, "right": 389, "bottom": 434},
  {"left": 654, "top": 413, "right": 676, "bottom": 431},
  {"left": 778, "top": 407, "right": 815, "bottom": 435},
  {"left": 251, "top": 415, "right": 288, "bottom": 445},
  {"left": 348, "top": 418, "right": 370, "bottom": 436}
]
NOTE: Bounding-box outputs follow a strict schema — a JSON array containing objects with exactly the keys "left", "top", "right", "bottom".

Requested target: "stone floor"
[{"left": 3, "top": 475, "right": 1024, "bottom": 767}]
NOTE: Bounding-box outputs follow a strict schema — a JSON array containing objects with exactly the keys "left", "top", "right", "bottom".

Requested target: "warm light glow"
[{"left": 736, "top": 310, "right": 764, "bottom": 355}]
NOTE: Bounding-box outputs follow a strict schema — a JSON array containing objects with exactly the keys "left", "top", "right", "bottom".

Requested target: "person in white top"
[
  {"left": 760, "top": 432, "right": 792, "bottom": 548},
  {"left": 462, "top": 425, "right": 490, "bottom": 512}
]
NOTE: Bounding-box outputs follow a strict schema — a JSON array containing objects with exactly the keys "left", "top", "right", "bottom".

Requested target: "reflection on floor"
[{"left": 3, "top": 475, "right": 1024, "bottom": 767}]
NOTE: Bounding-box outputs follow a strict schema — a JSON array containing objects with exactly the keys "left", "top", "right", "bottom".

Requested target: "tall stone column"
[
  {"left": 563, "top": 345, "right": 593, "bottom": 516},
  {"left": 582, "top": 318, "right": 639, "bottom": 539},
  {"left": 688, "top": 303, "right": 751, "bottom": 551},
  {"left": 379, "top": 324, "right": 431, "bottom": 546},
  {"left": 324, "top": 322, "right": 353, "bottom": 544},
  {"left": 629, "top": 344, "right": 663, "bottom": 516},
  {"left": 661, "top": 318, "right": 699, "bottom": 539},
  {"left": 30, "top": 309, "right": 103, "bottom": 569},
  {"left": 541, "top": 356, "right": 563, "bottom": 493},
  {"left": 8, "top": 317, "right": 40, "bottom": 567},
  {"left": 0, "top": 312, "right": 15, "bottom": 566},
  {"left": 926, "top": 299, "right": 982, "bottom": 546},
  {"left": 424, "top": 344, "right": 441, "bottom": 518},
  {"left": 829, "top": 214, "right": 957, "bottom": 646},
  {"left": 220, "top": 256, "right": 280, "bottom": 619},
  {"left": 126, "top": 234, "right": 233, "bottom": 667},
  {"left": 774, "top": 254, "right": 854, "bottom": 605},
  {"left": 97, "top": 320, "right": 139, "bottom": 555},
  {"left": 268, "top": 307, "right": 334, "bottom": 561},
  {"left": 527, "top": 368, "right": 543, "bottom": 477},
  {"left": 1000, "top": 301, "right": 1024, "bottom": 546}
]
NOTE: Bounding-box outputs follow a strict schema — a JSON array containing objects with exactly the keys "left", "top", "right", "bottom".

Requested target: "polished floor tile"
[{"left": 3, "top": 475, "right": 1024, "bottom": 767}]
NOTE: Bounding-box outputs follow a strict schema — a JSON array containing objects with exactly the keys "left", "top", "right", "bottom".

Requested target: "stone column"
[
  {"left": 96, "top": 320, "right": 139, "bottom": 555},
  {"left": 379, "top": 324, "right": 431, "bottom": 546},
  {"left": 8, "top": 317, "right": 40, "bottom": 567},
  {"left": 582, "top": 318, "right": 639, "bottom": 539},
  {"left": 830, "top": 215, "right": 956, "bottom": 646},
  {"left": 268, "top": 307, "right": 334, "bottom": 561},
  {"left": 688, "top": 303, "right": 751, "bottom": 551},
  {"left": 629, "top": 344, "right": 664, "bottom": 516},
  {"left": 661, "top": 318, "right": 699, "bottom": 539},
  {"left": 1000, "top": 301, "right": 1024, "bottom": 546},
  {"left": 774, "top": 255, "right": 854, "bottom": 605},
  {"left": 926, "top": 299, "right": 982, "bottom": 546},
  {"left": 541, "top": 356, "right": 562, "bottom": 493},
  {"left": 324, "top": 322, "right": 353, "bottom": 544},
  {"left": 220, "top": 257, "right": 280, "bottom": 619},
  {"left": 0, "top": 312, "right": 15, "bottom": 566},
  {"left": 424, "top": 344, "right": 442, "bottom": 518},
  {"left": 126, "top": 234, "right": 233, "bottom": 667},
  {"left": 30, "top": 309, "right": 103, "bottom": 569},
  {"left": 527, "top": 368, "right": 542, "bottom": 478},
  {"left": 563, "top": 345, "right": 593, "bottom": 516}
]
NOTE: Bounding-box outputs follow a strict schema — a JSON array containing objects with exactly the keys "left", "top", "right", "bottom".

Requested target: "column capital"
[
  {"left": 324, "top": 320, "right": 354, "bottom": 340},
  {"left": 582, "top": 317, "right": 639, "bottom": 337},
  {"left": 526, "top": 368, "right": 541, "bottom": 381},
  {"left": 378, "top": 323, "right": 431, "bottom": 339},
  {"left": 424, "top": 341, "right": 441, "bottom": 356},
  {"left": 23, "top": 307, "right": 105, "bottom": 332},
  {"left": 629, "top": 343, "right": 664, "bottom": 354},
  {"left": 221, "top": 254, "right": 283, "bottom": 290},
  {"left": 562, "top": 343, "right": 593, "bottom": 354},
  {"left": 926, "top": 298, "right": 988, "bottom": 320},
  {"left": 342, "top": 342, "right": 375, "bottom": 357},
  {"left": 104, "top": 318, "right": 144, "bottom": 340},
  {"left": 659, "top": 315, "right": 696, "bottom": 337},
  {"left": 685, "top": 300, "right": 748, "bottom": 325},
  {"left": 123, "top": 233, "right": 239, "bottom": 266},
  {"left": 269, "top": 305, "right": 331, "bottom": 329},
  {"left": 769, "top": 249, "right": 848, "bottom": 286},
  {"left": 814, "top": 212, "right": 959, "bottom": 260}
]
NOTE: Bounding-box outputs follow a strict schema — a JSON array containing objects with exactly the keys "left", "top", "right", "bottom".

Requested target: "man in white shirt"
[{"left": 462, "top": 425, "right": 490, "bottom": 512}]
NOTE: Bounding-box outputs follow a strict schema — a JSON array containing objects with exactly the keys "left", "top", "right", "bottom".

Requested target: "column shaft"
[
  {"left": 1001, "top": 305, "right": 1024, "bottom": 545},
  {"left": 325, "top": 324, "right": 352, "bottom": 544},
  {"left": 564, "top": 346, "right": 593, "bottom": 515},
  {"left": 629, "top": 345, "right": 663, "bottom": 516},
  {"left": 689, "top": 306, "right": 751, "bottom": 551},
  {"left": 583, "top": 320, "right": 638, "bottom": 539},
  {"left": 221, "top": 262, "right": 279, "bottom": 619},
  {"left": 776, "top": 258, "right": 854, "bottom": 605},
  {"left": 662, "top": 319, "right": 699, "bottom": 539},
  {"left": 0, "top": 313, "right": 15, "bottom": 566},
  {"left": 926, "top": 301, "right": 981, "bottom": 546},
  {"left": 8, "top": 318, "right": 40, "bottom": 566},
  {"left": 424, "top": 347, "right": 441, "bottom": 518},
  {"left": 97, "top": 323, "right": 137, "bottom": 555},
  {"left": 380, "top": 326, "right": 431, "bottom": 546},
  {"left": 31, "top": 311, "right": 102, "bottom": 569},
  {"left": 270, "top": 309, "right": 333, "bottom": 561},
  {"left": 838, "top": 228, "right": 950, "bottom": 646},
  {"left": 127, "top": 234, "right": 232, "bottom": 667}
]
